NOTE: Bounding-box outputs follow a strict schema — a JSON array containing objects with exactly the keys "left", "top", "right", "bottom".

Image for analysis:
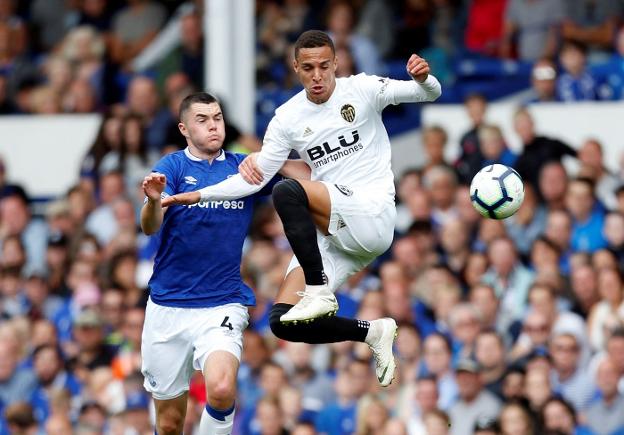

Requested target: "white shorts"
[
  {"left": 141, "top": 298, "right": 249, "bottom": 400},
  {"left": 286, "top": 182, "right": 396, "bottom": 291}
]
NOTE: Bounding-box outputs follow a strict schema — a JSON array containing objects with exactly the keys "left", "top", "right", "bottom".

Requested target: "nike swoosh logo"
[{"left": 378, "top": 366, "right": 388, "bottom": 383}]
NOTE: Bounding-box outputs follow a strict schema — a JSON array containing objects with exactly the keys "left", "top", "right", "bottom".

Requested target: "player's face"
[
  {"left": 293, "top": 46, "right": 338, "bottom": 104},
  {"left": 179, "top": 102, "right": 225, "bottom": 156}
]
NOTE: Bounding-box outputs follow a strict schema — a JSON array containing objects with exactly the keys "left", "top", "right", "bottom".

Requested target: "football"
[{"left": 469, "top": 164, "right": 525, "bottom": 219}]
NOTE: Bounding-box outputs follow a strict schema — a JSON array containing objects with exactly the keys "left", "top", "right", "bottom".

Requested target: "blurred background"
[{"left": 0, "top": 0, "right": 624, "bottom": 434}]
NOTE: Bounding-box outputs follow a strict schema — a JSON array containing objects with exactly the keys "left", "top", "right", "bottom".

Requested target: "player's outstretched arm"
[
  {"left": 239, "top": 153, "right": 311, "bottom": 185},
  {"left": 161, "top": 191, "right": 201, "bottom": 207},
  {"left": 141, "top": 173, "right": 167, "bottom": 235}
]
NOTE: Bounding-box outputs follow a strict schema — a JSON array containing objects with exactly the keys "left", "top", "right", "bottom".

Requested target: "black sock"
[
  {"left": 269, "top": 303, "right": 369, "bottom": 343},
  {"left": 272, "top": 179, "right": 325, "bottom": 286}
]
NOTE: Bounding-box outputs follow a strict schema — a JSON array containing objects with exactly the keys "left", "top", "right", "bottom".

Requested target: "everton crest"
[{"left": 340, "top": 104, "right": 356, "bottom": 122}]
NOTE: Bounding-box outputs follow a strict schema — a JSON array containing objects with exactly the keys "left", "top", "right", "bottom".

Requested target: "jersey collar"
[{"left": 184, "top": 147, "right": 226, "bottom": 162}]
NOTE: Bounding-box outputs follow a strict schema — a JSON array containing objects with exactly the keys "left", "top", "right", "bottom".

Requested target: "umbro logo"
[
  {"left": 184, "top": 176, "right": 197, "bottom": 185},
  {"left": 303, "top": 127, "right": 314, "bottom": 137}
]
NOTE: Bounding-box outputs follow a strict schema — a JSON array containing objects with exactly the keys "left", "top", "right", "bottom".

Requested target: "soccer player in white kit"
[{"left": 163, "top": 30, "right": 441, "bottom": 387}]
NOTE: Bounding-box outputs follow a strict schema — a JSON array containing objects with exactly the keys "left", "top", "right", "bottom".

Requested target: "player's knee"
[
  {"left": 157, "top": 408, "right": 185, "bottom": 435},
  {"left": 269, "top": 303, "right": 298, "bottom": 341},
  {"left": 272, "top": 179, "right": 307, "bottom": 209},
  {"left": 206, "top": 377, "right": 236, "bottom": 403}
]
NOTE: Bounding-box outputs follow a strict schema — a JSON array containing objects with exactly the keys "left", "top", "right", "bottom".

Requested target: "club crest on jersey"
[{"left": 340, "top": 104, "right": 356, "bottom": 123}]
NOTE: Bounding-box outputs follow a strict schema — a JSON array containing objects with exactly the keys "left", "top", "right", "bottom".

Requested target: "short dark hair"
[
  {"left": 178, "top": 92, "right": 220, "bottom": 121},
  {"left": 294, "top": 30, "right": 335, "bottom": 59}
]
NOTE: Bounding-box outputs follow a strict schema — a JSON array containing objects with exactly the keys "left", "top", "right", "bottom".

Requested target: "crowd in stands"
[{"left": 1, "top": 0, "right": 624, "bottom": 434}]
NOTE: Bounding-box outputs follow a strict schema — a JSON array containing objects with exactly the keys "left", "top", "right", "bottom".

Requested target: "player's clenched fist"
[
  {"left": 406, "top": 54, "right": 430, "bottom": 83},
  {"left": 143, "top": 173, "right": 166, "bottom": 201},
  {"left": 239, "top": 152, "right": 264, "bottom": 185},
  {"left": 161, "top": 191, "right": 201, "bottom": 207}
]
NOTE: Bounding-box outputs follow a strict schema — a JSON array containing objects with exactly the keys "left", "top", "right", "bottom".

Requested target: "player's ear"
[
  {"left": 293, "top": 58, "right": 299, "bottom": 73},
  {"left": 178, "top": 122, "right": 189, "bottom": 138}
]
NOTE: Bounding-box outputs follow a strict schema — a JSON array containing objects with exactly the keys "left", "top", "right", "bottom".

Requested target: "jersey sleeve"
[
  {"left": 355, "top": 73, "right": 442, "bottom": 112},
  {"left": 198, "top": 117, "right": 291, "bottom": 201}
]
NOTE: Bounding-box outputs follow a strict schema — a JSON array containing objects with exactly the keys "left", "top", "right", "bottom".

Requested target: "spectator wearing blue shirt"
[
  {"left": 477, "top": 125, "right": 517, "bottom": 169},
  {"left": 557, "top": 40, "right": 598, "bottom": 102},
  {"left": 586, "top": 358, "right": 624, "bottom": 435},
  {"left": 566, "top": 178, "right": 608, "bottom": 253},
  {"left": 592, "top": 27, "right": 624, "bottom": 100}
]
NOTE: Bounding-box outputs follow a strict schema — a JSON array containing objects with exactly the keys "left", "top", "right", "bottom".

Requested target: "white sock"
[{"left": 198, "top": 403, "right": 235, "bottom": 435}]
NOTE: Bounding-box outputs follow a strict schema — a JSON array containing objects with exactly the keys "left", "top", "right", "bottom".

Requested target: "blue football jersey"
[{"left": 148, "top": 148, "right": 276, "bottom": 308}]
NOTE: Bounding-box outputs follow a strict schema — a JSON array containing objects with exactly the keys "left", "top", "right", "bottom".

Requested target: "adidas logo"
[
  {"left": 184, "top": 176, "right": 197, "bottom": 185},
  {"left": 337, "top": 218, "right": 347, "bottom": 229},
  {"left": 303, "top": 127, "right": 313, "bottom": 137}
]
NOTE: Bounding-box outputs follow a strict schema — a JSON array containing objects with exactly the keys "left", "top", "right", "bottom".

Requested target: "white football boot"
[
  {"left": 280, "top": 285, "right": 339, "bottom": 324},
  {"left": 366, "top": 318, "right": 398, "bottom": 387}
]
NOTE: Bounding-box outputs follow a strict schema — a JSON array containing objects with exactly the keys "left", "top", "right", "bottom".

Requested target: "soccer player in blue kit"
[
  {"left": 162, "top": 30, "right": 441, "bottom": 390},
  {"left": 140, "top": 92, "right": 306, "bottom": 435}
]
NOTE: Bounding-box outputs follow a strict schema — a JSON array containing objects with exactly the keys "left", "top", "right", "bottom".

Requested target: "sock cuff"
[{"left": 205, "top": 403, "right": 235, "bottom": 422}]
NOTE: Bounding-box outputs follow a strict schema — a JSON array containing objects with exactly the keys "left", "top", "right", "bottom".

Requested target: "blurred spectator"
[
  {"left": 0, "top": 0, "right": 26, "bottom": 56},
  {"left": 0, "top": 338, "right": 37, "bottom": 411},
  {"left": 4, "top": 401, "right": 38, "bottom": 435},
  {"left": 448, "top": 359, "right": 502, "bottom": 435},
  {"left": 423, "top": 409, "right": 451, "bottom": 435},
  {"left": 422, "top": 333, "right": 457, "bottom": 411},
  {"left": 526, "top": 58, "right": 560, "bottom": 103},
  {"left": 77, "top": 0, "right": 115, "bottom": 33},
  {"left": 474, "top": 331, "right": 507, "bottom": 400},
  {"left": 121, "top": 390, "right": 151, "bottom": 434},
  {"left": 0, "top": 190, "right": 48, "bottom": 275},
  {"left": 45, "top": 413, "right": 73, "bottom": 435},
  {"left": 326, "top": 0, "right": 383, "bottom": 75},
  {"left": 477, "top": 124, "right": 517, "bottom": 167},
  {"left": 586, "top": 357, "right": 624, "bottom": 434},
  {"left": 577, "top": 138, "right": 620, "bottom": 210},
  {"left": 539, "top": 161, "right": 570, "bottom": 211},
  {"left": 498, "top": 400, "right": 536, "bottom": 435},
  {"left": 566, "top": 177, "right": 608, "bottom": 253},
  {"left": 541, "top": 396, "right": 594, "bottom": 435},
  {"left": 592, "top": 26, "right": 624, "bottom": 100},
  {"left": 455, "top": 93, "right": 487, "bottom": 185},
  {"left": 421, "top": 126, "right": 448, "bottom": 172},
  {"left": 557, "top": 40, "right": 598, "bottom": 102},
  {"left": 0, "top": 22, "right": 37, "bottom": 106},
  {"left": 422, "top": 165, "right": 459, "bottom": 228},
  {"left": 570, "top": 263, "right": 599, "bottom": 319},
  {"left": 353, "top": 0, "right": 394, "bottom": 58},
  {"left": 561, "top": 0, "right": 624, "bottom": 54},
  {"left": 505, "top": 183, "right": 547, "bottom": 257},
  {"left": 501, "top": 0, "right": 565, "bottom": 61},
  {"left": 482, "top": 236, "right": 534, "bottom": 321},
  {"left": 549, "top": 332, "right": 595, "bottom": 411},
  {"left": 69, "top": 309, "right": 118, "bottom": 372},
  {"left": 125, "top": 75, "right": 172, "bottom": 151},
  {"left": 464, "top": 0, "right": 507, "bottom": 56},
  {"left": 110, "top": 0, "right": 166, "bottom": 67},
  {"left": 157, "top": 12, "right": 203, "bottom": 89},
  {"left": 81, "top": 112, "right": 124, "bottom": 179},
  {"left": 439, "top": 219, "right": 470, "bottom": 277},
  {"left": 404, "top": 375, "right": 439, "bottom": 434},
  {"left": 587, "top": 266, "right": 624, "bottom": 352},
  {"left": 448, "top": 303, "right": 482, "bottom": 360},
  {"left": 524, "top": 365, "right": 552, "bottom": 414},
  {"left": 513, "top": 108, "right": 576, "bottom": 191},
  {"left": 85, "top": 170, "right": 126, "bottom": 245},
  {"left": 355, "top": 394, "right": 389, "bottom": 435},
  {"left": 469, "top": 284, "right": 519, "bottom": 344},
  {"left": 604, "top": 211, "right": 624, "bottom": 268}
]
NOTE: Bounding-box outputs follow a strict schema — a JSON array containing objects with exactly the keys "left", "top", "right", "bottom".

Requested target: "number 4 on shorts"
[{"left": 221, "top": 316, "right": 234, "bottom": 331}]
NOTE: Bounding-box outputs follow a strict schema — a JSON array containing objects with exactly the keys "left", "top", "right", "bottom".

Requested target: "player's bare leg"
[
  {"left": 270, "top": 267, "right": 398, "bottom": 387},
  {"left": 273, "top": 179, "right": 340, "bottom": 323},
  {"left": 199, "top": 351, "right": 239, "bottom": 434},
  {"left": 154, "top": 393, "right": 188, "bottom": 435}
]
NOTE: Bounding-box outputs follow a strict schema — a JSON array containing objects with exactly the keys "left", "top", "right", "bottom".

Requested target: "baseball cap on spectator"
[
  {"left": 124, "top": 391, "right": 150, "bottom": 412},
  {"left": 47, "top": 231, "right": 68, "bottom": 247},
  {"left": 73, "top": 308, "right": 103, "bottom": 328},
  {"left": 0, "top": 184, "right": 29, "bottom": 203},
  {"left": 456, "top": 358, "right": 481, "bottom": 374},
  {"left": 74, "top": 282, "right": 101, "bottom": 308}
]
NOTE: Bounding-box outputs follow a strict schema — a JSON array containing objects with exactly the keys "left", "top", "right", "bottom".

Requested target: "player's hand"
[
  {"left": 406, "top": 54, "right": 430, "bottom": 83},
  {"left": 239, "top": 152, "right": 264, "bottom": 185},
  {"left": 143, "top": 173, "right": 166, "bottom": 201},
  {"left": 161, "top": 191, "right": 201, "bottom": 207}
]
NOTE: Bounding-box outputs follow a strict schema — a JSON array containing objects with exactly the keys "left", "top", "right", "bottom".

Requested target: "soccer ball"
[{"left": 470, "top": 164, "right": 524, "bottom": 219}]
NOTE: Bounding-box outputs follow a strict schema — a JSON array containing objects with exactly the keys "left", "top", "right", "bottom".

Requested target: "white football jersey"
[{"left": 198, "top": 73, "right": 441, "bottom": 203}]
